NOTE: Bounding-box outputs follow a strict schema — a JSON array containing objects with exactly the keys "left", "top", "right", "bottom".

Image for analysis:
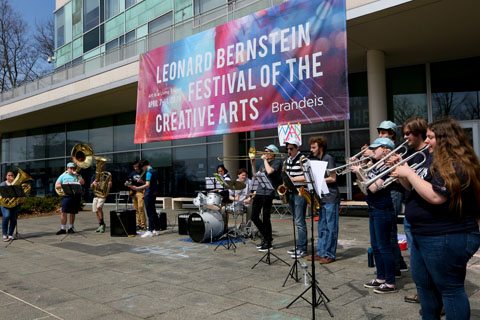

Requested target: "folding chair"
[{"left": 115, "top": 191, "right": 131, "bottom": 211}]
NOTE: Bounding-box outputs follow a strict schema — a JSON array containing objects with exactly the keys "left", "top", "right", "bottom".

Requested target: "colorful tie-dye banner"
[{"left": 135, "top": 0, "right": 348, "bottom": 143}]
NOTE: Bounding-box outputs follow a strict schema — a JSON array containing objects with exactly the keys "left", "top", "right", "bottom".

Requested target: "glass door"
[{"left": 459, "top": 121, "right": 480, "bottom": 159}]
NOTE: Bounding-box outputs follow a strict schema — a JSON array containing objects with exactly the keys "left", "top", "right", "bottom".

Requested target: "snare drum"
[
  {"left": 193, "top": 192, "right": 206, "bottom": 208},
  {"left": 205, "top": 192, "right": 222, "bottom": 210},
  {"left": 188, "top": 210, "right": 224, "bottom": 242},
  {"left": 226, "top": 201, "right": 246, "bottom": 214}
]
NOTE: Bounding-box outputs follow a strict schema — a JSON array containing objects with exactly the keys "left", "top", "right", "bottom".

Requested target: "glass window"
[
  {"left": 27, "top": 128, "right": 46, "bottom": 160},
  {"left": 173, "top": 137, "right": 206, "bottom": 146},
  {"left": 72, "top": 0, "right": 83, "bottom": 38},
  {"left": 125, "top": 30, "right": 135, "bottom": 43},
  {"left": 83, "top": 27, "right": 100, "bottom": 53},
  {"left": 89, "top": 117, "right": 113, "bottom": 153},
  {"left": 194, "top": 0, "right": 225, "bottom": 15},
  {"left": 106, "top": 38, "right": 118, "bottom": 51},
  {"left": 100, "top": 24, "right": 105, "bottom": 44},
  {"left": 114, "top": 113, "right": 139, "bottom": 151},
  {"left": 173, "top": 146, "right": 205, "bottom": 196},
  {"left": 111, "top": 151, "right": 141, "bottom": 194},
  {"left": 67, "top": 120, "right": 89, "bottom": 153},
  {"left": 148, "top": 12, "right": 172, "bottom": 34},
  {"left": 142, "top": 149, "right": 173, "bottom": 196},
  {"left": 386, "top": 65, "right": 427, "bottom": 126},
  {"left": 125, "top": 0, "right": 136, "bottom": 8},
  {"left": 46, "top": 125, "right": 66, "bottom": 158},
  {"left": 348, "top": 72, "right": 369, "bottom": 129},
  {"left": 106, "top": 0, "right": 120, "bottom": 20},
  {"left": 55, "top": 7, "right": 65, "bottom": 48},
  {"left": 100, "top": 0, "right": 105, "bottom": 23},
  {"left": 47, "top": 159, "right": 67, "bottom": 195},
  {"left": 84, "top": 0, "right": 100, "bottom": 32},
  {"left": 9, "top": 131, "right": 27, "bottom": 162},
  {"left": 27, "top": 160, "right": 47, "bottom": 197},
  {"left": 1, "top": 135, "right": 10, "bottom": 163},
  {"left": 431, "top": 57, "right": 480, "bottom": 121}
]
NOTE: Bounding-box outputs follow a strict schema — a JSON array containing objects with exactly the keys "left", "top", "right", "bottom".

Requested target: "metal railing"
[{"left": 0, "top": 0, "right": 277, "bottom": 106}]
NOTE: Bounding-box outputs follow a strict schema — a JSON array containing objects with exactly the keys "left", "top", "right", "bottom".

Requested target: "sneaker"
[
  {"left": 395, "top": 270, "right": 402, "bottom": 279},
  {"left": 8, "top": 235, "right": 14, "bottom": 240},
  {"left": 404, "top": 294, "right": 420, "bottom": 304},
  {"left": 256, "top": 240, "right": 266, "bottom": 249},
  {"left": 67, "top": 228, "right": 75, "bottom": 234},
  {"left": 287, "top": 248, "right": 297, "bottom": 255},
  {"left": 141, "top": 231, "right": 153, "bottom": 238},
  {"left": 364, "top": 279, "right": 384, "bottom": 288},
  {"left": 291, "top": 250, "right": 307, "bottom": 258},
  {"left": 3, "top": 236, "right": 9, "bottom": 242},
  {"left": 56, "top": 229, "right": 66, "bottom": 235},
  {"left": 374, "top": 283, "right": 398, "bottom": 294},
  {"left": 99, "top": 224, "right": 105, "bottom": 233},
  {"left": 153, "top": 230, "right": 160, "bottom": 236},
  {"left": 95, "top": 225, "right": 103, "bottom": 233},
  {"left": 258, "top": 243, "right": 273, "bottom": 252},
  {"left": 399, "top": 262, "right": 409, "bottom": 272}
]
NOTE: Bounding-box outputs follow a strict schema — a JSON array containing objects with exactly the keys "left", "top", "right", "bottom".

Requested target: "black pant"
[
  {"left": 144, "top": 194, "right": 160, "bottom": 232},
  {"left": 251, "top": 194, "right": 274, "bottom": 243}
]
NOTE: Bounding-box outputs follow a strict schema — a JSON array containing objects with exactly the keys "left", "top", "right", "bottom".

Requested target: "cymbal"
[{"left": 226, "top": 181, "right": 246, "bottom": 190}]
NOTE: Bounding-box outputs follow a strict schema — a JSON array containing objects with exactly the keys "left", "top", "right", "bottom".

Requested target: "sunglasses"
[
  {"left": 403, "top": 131, "right": 412, "bottom": 136},
  {"left": 287, "top": 147, "right": 295, "bottom": 151}
]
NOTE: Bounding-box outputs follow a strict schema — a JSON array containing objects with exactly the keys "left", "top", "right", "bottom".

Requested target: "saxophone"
[
  {"left": 298, "top": 155, "right": 321, "bottom": 211},
  {"left": 0, "top": 168, "right": 33, "bottom": 208},
  {"left": 277, "top": 161, "right": 288, "bottom": 204}
]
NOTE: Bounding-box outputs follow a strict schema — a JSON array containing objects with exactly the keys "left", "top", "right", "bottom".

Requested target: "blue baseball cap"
[
  {"left": 369, "top": 138, "right": 395, "bottom": 150},
  {"left": 67, "top": 162, "right": 75, "bottom": 168},
  {"left": 377, "top": 120, "right": 397, "bottom": 132},
  {"left": 265, "top": 144, "right": 279, "bottom": 153}
]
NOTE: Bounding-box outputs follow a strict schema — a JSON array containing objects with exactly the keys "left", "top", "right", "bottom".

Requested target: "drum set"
[{"left": 187, "top": 180, "right": 253, "bottom": 243}]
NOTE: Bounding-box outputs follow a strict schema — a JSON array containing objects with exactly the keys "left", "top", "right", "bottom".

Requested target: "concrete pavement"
[{"left": 1, "top": 206, "right": 479, "bottom": 319}]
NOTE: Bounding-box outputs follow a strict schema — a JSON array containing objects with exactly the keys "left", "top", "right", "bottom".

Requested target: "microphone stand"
[{"left": 286, "top": 164, "right": 333, "bottom": 318}]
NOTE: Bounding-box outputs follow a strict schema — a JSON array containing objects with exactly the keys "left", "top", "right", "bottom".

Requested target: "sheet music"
[
  {"left": 205, "top": 177, "right": 218, "bottom": 189},
  {"left": 309, "top": 161, "right": 329, "bottom": 197},
  {"left": 255, "top": 172, "right": 274, "bottom": 191}
]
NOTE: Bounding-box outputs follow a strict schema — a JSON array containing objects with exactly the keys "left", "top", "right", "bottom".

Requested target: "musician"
[
  {"left": 351, "top": 138, "right": 398, "bottom": 294},
  {"left": 377, "top": 120, "right": 409, "bottom": 275},
  {"left": 284, "top": 136, "right": 309, "bottom": 258},
  {"left": 55, "top": 162, "right": 85, "bottom": 235},
  {"left": 307, "top": 136, "right": 340, "bottom": 264},
  {"left": 127, "top": 161, "right": 146, "bottom": 230},
  {"left": 229, "top": 168, "right": 253, "bottom": 222},
  {"left": 90, "top": 175, "right": 112, "bottom": 233},
  {"left": 250, "top": 144, "right": 282, "bottom": 251},
  {"left": 1, "top": 171, "right": 22, "bottom": 241},
  {"left": 132, "top": 160, "right": 160, "bottom": 238},
  {"left": 216, "top": 164, "right": 231, "bottom": 204},
  {"left": 392, "top": 118, "right": 480, "bottom": 319}
]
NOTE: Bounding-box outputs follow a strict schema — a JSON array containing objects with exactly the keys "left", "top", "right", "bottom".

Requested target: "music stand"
[
  {"left": 205, "top": 177, "right": 221, "bottom": 190},
  {"left": 251, "top": 172, "right": 289, "bottom": 269},
  {"left": 281, "top": 172, "right": 302, "bottom": 286},
  {"left": 60, "top": 183, "right": 87, "bottom": 240},
  {"left": 286, "top": 162, "right": 333, "bottom": 318},
  {"left": 0, "top": 186, "right": 33, "bottom": 247}
]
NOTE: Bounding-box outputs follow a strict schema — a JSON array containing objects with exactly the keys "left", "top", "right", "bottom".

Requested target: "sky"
[{"left": 10, "top": 0, "right": 56, "bottom": 30}]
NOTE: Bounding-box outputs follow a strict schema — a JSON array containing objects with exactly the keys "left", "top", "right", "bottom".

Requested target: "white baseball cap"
[{"left": 285, "top": 136, "right": 301, "bottom": 146}]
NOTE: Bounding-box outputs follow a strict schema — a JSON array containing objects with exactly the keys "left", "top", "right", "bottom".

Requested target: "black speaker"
[
  {"left": 110, "top": 209, "right": 136, "bottom": 237},
  {"left": 157, "top": 210, "right": 167, "bottom": 230},
  {"left": 178, "top": 213, "right": 190, "bottom": 235}
]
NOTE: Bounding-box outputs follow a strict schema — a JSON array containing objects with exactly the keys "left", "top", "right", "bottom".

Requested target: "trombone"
[
  {"left": 217, "top": 146, "right": 286, "bottom": 161},
  {"left": 356, "top": 146, "right": 428, "bottom": 194}
]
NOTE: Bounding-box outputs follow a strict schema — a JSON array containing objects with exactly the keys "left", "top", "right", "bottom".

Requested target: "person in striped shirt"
[{"left": 284, "top": 136, "right": 309, "bottom": 258}]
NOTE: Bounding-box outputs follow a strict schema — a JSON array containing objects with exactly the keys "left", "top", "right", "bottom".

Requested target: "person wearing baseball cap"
[
  {"left": 250, "top": 143, "right": 282, "bottom": 251},
  {"left": 55, "top": 162, "right": 85, "bottom": 235},
  {"left": 351, "top": 137, "right": 398, "bottom": 294},
  {"left": 377, "top": 121, "right": 397, "bottom": 142},
  {"left": 284, "top": 136, "right": 309, "bottom": 258}
]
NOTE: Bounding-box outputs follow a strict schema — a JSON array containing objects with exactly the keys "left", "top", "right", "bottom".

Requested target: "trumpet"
[
  {"left": 326, "top": 156, "right": 373, "bottom": 176},
  {"left": 359, "top": 141, "right": 408, "bottom": 177},
  {"left": 357, "top": 146, "right": 428, "bottom": 194},
  {"left": 218, "top": 146, "right": 286, "bottom": 161}
]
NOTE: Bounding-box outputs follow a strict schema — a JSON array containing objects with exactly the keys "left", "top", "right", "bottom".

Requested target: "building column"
[
  {"left": 367, "top": 50, "right": 388, "bottom": 143},
  {"left": 223, "top": 133, "right": 239, "bottom": 178}
]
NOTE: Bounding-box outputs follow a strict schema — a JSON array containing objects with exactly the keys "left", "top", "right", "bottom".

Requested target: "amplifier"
[
  {"left": 178, "top": 213, "right": 190, "bottom": 235},
  {"left": 157, "top": 210, "right": 167, "bottom": 230},
  {"left": 110, "top": 209, "right": 136, "bottom": 237}
]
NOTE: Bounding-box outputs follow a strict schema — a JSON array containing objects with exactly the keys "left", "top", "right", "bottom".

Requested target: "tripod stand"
[
  {"left": 283, "top": 197, "right": 301, "bottom": 286},
  {"left": 286, "top": 164, "right": 333, "bottom": 318},
  {"left": 5, "top": 216, "right": 33, "bottom": 248},
  {"left": 251, "top": 246, "right": 290, "bottom": 269}
]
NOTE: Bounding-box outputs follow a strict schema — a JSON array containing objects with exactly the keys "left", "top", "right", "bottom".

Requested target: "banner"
[{"left": 135, "top": 0, "right": 349, "bottom": 143}]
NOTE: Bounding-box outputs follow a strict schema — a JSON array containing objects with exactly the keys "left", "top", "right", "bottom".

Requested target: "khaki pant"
[{"left": 132, "top": 191, "right": 146, "bottom": 228}]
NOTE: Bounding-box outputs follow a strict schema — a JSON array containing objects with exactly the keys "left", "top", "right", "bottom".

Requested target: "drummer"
[
  {"left": 215, "top": 164, "right": 231, "bottom": 204},
  {"left": 229, "top": 168, "right": 252, "bottom": 205}
]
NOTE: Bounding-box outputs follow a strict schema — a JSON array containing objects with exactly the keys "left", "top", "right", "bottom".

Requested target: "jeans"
[
  {"left": 369, "top": 207, "right": 396, "bottom": 285},
  {"left": 404, "top": 216, "right": 413, "bottom": 255},
  {"left": 144, "top": 194, "right": 160, "bottom": 232},
  {"left": 316, "top": 202, "right": 339, "bottom": 259},
  {"left": 1, "top": 205, "right": 20, "bottom": 236},
  {"left": 390, "top": 189, "right": 406, "bottom": 270},
  {"left": 410, "top": 232, "right": 480, "bottom": 320},
  {"left": 251, "top": 194, "right": 274, "bottom": 242},
  {"left": 289, "top": 194, "right": 307, "bottom": 251}
]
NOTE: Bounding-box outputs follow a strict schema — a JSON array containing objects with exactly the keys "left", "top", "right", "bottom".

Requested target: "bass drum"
[{"left": 188, "top": 210, "right": 224, "bottom": 243}]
